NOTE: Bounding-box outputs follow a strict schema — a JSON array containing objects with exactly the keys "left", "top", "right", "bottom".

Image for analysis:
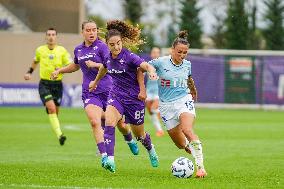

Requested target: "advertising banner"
[
  {"left": 262, "top": 57, "right": 284, "bottom": 104},
  {"left": 189, "top": 55, "right": 225, "bottom": 103},
  {"left": 224, "top": 56, "right": 256, "bottom": 103},
  {"left": 0, "top": 84, "right": 83, "bottom": 107}
]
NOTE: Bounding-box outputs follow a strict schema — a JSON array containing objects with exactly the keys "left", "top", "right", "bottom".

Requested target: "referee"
[{"left": 24, "top": 28, "right": 72, "bottom": 145}]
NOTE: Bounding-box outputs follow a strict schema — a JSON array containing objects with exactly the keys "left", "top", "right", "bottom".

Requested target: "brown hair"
[
  {"left": 105, "top": 20, "right": 143, "bottom": 50},
  {"left": 46, "top": 27, "right": 57, "bottom": 35},
  {"left": 172, "top": 30, "right": 190, "bottom": 48},
  {"left": 81, "top": 20, "right": 97, "bottom": 30}
]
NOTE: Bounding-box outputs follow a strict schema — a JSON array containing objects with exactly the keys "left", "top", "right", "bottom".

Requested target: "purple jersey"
[
  {"left": 103, "top": 48, "right": 144, "bottom": 98},
  {"left": 74, "top": 39, "right": 112, "bottom": 94}
]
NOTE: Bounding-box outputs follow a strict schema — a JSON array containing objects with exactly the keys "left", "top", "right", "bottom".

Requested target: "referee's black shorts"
[{"left": 38, "top": 79, "right": 63, "bottom": 106}]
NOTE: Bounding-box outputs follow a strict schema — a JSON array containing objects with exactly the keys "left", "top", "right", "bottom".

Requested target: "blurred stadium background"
[
  {"left": 0, "top": 0, "right": 284, "bottom": 108},
  {"left": 0, "top": 0, "right": 283, "bottom": 189}
]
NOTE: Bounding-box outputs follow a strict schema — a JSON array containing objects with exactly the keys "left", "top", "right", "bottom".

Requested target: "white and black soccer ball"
[{"left": 171, "top": 157, "right": 194, "bottom": 178}]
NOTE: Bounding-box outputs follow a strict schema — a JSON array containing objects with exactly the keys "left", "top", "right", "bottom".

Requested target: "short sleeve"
[
  {"left": 99, "top": 44, "right": 110, "bottom": 65},
  {"left": 187, "top": 61, "right": 192, "bottom": 76},
  {"left": 102, "top": 58, "right": 109, "bottom": 68},
  {"left": 62, "top": 48, "right": 72, "bottom": 66},
  {"left": 34, "top": 48, "right": 40, "bottom": 63},
  {"left": 73, "top": 49, "right": 79, "bottom": 64},
  {"left": 148, "top": 58, "right": 160, "bottom": 71},
  {"left": 129, "top": 53, "right": 144, "bottom": 68}
]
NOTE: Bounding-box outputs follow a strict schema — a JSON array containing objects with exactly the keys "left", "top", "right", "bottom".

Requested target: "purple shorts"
[
  {"left": 107, "top": 93, "right": 145, "bottom": 125},
  {"left": 82, "top": 89, "right": 108, "bottom": 110}
]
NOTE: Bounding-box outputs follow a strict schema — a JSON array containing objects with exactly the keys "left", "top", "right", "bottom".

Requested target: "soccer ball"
[{"left": 171, "top": 157, "right": 194, "bottom": 178}]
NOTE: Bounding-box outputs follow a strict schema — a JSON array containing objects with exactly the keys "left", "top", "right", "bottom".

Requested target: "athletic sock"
[
  {"left": 48, "top": 113, "right": 62, "bottom": 138},
  {"left": 104, "top": 126, "right": 116, "bottom": 157},
  {"left": 189, "top": 140, "right": 205, "bottom": 170},
  {"left": 97, "top": 142, "right": 106, "bottom": 157},
  {"left": 137, "top": 132, "right": 152, "bottom": 151},
  {"left": 151, "top": 111, "right": 163, "bottom": 132},
  {"left": 123, "top": 132, "right": 133, "bottom": 143}
]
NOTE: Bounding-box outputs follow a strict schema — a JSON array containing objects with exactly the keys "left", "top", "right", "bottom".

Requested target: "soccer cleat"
[
  {"left": 101, "top": 156, "right": 108, "bottom": 168},
  {"left": 59, "top": 135, "right": 66, "bottom": 146},
  {"left": 195, "top": 168, "right": 207, "bottom": 178},
  {"left": 148, "top": 144, "right": 159, "bottom": 167},
  {"left": 155, "top": 130, "right": 164, "bottom": 137},
  {"left": 105, "top": 159, "right": 116, "bottom": 173},
  {"left": 127, "top": 141, "right": 139, "bottom": 155}
]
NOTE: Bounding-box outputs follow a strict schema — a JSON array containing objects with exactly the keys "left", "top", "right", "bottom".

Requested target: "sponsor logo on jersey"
[
  {"left": 108, "top": 69, "right": 126, "bottom": 74},
  {"left": 161, "top": 78, "right": 171, "bottom": 87},
  {"left": 160, "top": 78, "right": 188, "bottom": 88},
  {"left": 78, "top": 53, "right": 96, "bottom": 61}
]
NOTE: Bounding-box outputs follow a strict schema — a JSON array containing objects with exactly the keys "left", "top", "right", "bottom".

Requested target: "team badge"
[{"left": 49, "top": 54, "right": 54, "bottom": 60}]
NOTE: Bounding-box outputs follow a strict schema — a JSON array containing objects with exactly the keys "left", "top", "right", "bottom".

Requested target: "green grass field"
[{"left": 0, "top": 107, "right": 283, "bottom": 189}]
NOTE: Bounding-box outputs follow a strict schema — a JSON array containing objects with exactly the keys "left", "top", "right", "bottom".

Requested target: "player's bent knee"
[
  {"left": 105, "top": 120, "right": 118, "bottom": 127},
  {"left": 90, "top": 119, "right": 100, "bottom": 128},
  {"left": 47, "top": 107, "right": 56, "bottom": 114}
]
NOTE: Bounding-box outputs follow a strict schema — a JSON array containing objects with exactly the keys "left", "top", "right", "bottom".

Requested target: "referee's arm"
[{"left": 24, "top": 60, "right": 39, "bottom": 80}]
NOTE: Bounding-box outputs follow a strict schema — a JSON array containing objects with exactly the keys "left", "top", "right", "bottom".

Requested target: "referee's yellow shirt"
[{"left": 34, "top": 45, "right": 72, "bottom": 81}]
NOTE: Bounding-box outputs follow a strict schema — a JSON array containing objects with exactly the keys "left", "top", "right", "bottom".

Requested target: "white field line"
[{"left": 63, "top": 125, "right": 88, "bottom": 131}]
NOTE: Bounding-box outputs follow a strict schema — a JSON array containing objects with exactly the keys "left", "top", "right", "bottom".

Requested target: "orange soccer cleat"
[
  {"left": 195, "top": 168, "right": 207, "bottom": 178},
  {"left": 155, "top": 130, "right": 164, "bottom": 137}
]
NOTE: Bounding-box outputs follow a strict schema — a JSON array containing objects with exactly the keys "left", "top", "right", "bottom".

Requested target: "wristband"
[{"left": 27, "top": 67, "right": 34, "bottom": 74}]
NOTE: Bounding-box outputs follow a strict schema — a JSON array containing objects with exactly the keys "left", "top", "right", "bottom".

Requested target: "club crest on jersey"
[
  {"left": 49, "top": 54, "right": 54, "bottom": 60},
  {"left": 119, "top": 59, "right": 125, "bottom": 64}
]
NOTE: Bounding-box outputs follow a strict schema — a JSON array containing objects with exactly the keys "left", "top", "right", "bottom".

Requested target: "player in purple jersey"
[
  {"left": 89, "top": 20, "right": 159, "bottom": 173},
  {"left": 51, "top": 20, "right": 138, "bottom": 166}
]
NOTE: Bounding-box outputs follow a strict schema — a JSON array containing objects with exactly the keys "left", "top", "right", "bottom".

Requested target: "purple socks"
[
  {"left": 97, "top": 142, "right": 106, "bottom": 155},
  {"left": 123, "top": 132, "right": 133, "bottom": 142},
  {"left": 104, "top": 126, "right": 115, "bottom": 156},
  {"left": 137, "top": 132, "right": 152, "bottom": 151}
]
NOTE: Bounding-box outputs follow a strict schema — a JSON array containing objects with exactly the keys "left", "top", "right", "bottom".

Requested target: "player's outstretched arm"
[
  {"left": 188, "top": 76, "right": 198, "bottom": 101},
  {"left": 24, "top": 60, "right": 38, "bottom": 80},
  {"left": 89, "top": 64, "right": 108, "bottom": 92},
  {"left": 137, "top": 67, "right": 147, "bottom": 101},
  {"left": 139, "top": 62, "right": 158, "bottom": 80},
  {"left": 51, "top": 63, "right": 80, "bottom": 80},
  {"left": 85, "top": 60, "right": 102, "bottom": 69}
]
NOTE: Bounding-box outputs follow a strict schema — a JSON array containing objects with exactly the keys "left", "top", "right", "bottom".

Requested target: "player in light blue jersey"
[
  {"left": 149, "top": 31, "right": 207, "bottom": 178},
  {"left": 145, "top": 47, "right": 164, "bottom": 137}
]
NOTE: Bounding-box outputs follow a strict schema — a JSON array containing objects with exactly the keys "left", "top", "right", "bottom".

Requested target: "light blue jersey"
[{"left": 149, "top": 56, "right": 191, "bottom": 102}]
